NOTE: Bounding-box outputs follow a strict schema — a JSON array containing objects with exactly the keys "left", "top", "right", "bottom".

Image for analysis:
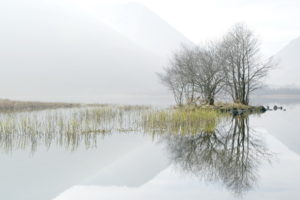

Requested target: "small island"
[{"left": 158, "top": 23, "right": 273, "bottom": 116}]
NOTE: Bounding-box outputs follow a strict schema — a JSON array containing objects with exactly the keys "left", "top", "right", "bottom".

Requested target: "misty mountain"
[
  {"left": 0, "top": 1, "right": 189, "bottom": 104},
  {"left": 255, "top": 86, "right": 300, "bottom": 95},
  {"left": 96, "top": 3, "right": 194, "bottom": 58},
  {"left": 267, "top": 36, "right": 300, "bottom": 87}
]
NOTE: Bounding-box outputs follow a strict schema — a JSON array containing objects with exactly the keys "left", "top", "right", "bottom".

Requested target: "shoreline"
[{"left": 174, "top": 103, "right": 268, "bottom": 115}]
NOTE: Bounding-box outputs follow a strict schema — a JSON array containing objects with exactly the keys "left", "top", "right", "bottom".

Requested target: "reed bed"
[
  {"left": 0, "top": 104, "right": 229, "bottom": 153},
  {"left": 142, "top": 107, "right": 227, "bottom": 135},
  {"left": 0, "top": 105, "right": 150, "bottom": 153}
]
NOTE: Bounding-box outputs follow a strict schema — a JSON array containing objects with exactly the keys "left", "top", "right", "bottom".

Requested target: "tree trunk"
[{"left": 209, "top": 97, "right": 214, "bottom": 105}]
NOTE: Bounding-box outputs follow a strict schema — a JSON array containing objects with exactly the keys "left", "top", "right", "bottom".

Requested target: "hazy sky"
[
  {"left": 65, "top": 0, "right": 300, "bottom": 56},
  {"left": 1, "top": 0, "right": 299, "bottom": 101}
]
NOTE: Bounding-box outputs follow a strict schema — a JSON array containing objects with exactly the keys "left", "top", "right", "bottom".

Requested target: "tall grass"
[
  {"left": 142, "top": 108, "right": 226, "bottom": 135},
  {"left": 0, "top": 105, "right": 150, "bottom": 153},
  {"left": 0, "top": 104, "right": 229, "bottom": 153}
]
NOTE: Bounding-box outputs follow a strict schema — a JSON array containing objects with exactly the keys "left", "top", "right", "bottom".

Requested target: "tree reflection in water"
[{"left": 161, "top": 116, "right": 273, "bottom": 196}]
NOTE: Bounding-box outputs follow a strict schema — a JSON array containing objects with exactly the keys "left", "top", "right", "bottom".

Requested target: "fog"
[
  {"left": 0, "top": 0, "right": 191, "bottom": 104},
  {"left": 267, "top": 36, "right": 300, "bottom": 87},
  {"left": 95, "top": 3, "right": 194, "bottom": 58},
  {"left": 0, "top": 0, "right": 300, "bottom": 104}
]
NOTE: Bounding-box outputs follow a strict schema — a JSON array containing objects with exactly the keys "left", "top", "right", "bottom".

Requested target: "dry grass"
[
  {"left": 0, "top": 104, "right": 151, "bottom": 152},
  {"left": 142, "top": 107, "right": 227, "bottom": 135},
  {"left": 1, "top": 103, "right": 263, "bottom": 153},
  {"left": 0, "top": 99, "right": 81, "bottom": 113},
  {"left": 176, "top": 102, "right": 266, "bottom": 114},
  {"left": 0, "top": 99, "right": 150, "bottom": 113}
]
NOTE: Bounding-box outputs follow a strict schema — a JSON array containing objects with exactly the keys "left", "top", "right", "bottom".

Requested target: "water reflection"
[
  {"left": 0, "top": 106, "right": 148, "bottom": 153},
  {"left": 161, "top": 116, "right": 273, "bottom": 196},
  {"left": 0, "top": 107, "right": 274, "bottom": 198}
]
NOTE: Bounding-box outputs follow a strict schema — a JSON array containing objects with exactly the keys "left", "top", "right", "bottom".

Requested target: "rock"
[
  {"left": 231, "top": 108, "right": 246, "bottom": 116},
  {"left": 239, "top": 109, "right": 246, "bottom": 115},
  {"left": 231, "top": 108, "right": 238, "bottom": 116},
  {"left": 259, "top": 106, "right": 267, "bottom": 113},
  {"left": 228, "top": 105, "right": 266, "bottom": 115},
  {"left": 273, "top": 105, "right": 278, "bottom": 110}
]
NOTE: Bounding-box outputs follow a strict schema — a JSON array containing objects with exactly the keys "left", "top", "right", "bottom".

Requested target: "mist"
[{"left": 0, "top": 0, "right": 192, "bottom": 104}]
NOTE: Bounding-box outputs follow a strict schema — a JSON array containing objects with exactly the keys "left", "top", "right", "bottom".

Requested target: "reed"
[
  {"left": 142, "top": 107, "right": 227, "bottom": 135},
  {"left": 0, "top": 104, "right": 231, "bottom": 153},
  {"left": 0, "top": 105, "right": 150, "bottom": 153}
]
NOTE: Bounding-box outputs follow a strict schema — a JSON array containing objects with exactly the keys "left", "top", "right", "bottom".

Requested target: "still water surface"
[{"left": 1, "top": 103, "right": 300, "bottom": 200}]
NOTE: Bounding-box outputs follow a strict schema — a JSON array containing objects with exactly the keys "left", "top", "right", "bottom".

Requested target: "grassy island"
[{"left": 179, "top": 102, "right": 267, "bottom": 114}]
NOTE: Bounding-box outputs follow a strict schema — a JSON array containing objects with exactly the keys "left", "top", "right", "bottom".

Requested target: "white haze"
[
  {"left": 95, "top": 3, "right": 194, "bottom": 58},
  {"left": 267, "top": 37, "right": 300, "bottom": 88},
  {"left": 0, "top": 0, "right": 300, "bottom": 104},
  {"left": 69, "top": 0, "right": 300, "bottom": 57},
  {"left": 0, "top": 0, "right": 191, "bottom": 104}
]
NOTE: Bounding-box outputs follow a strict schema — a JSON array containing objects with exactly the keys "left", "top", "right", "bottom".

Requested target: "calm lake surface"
[{"left": 1, "top": 102, "right": 300, "bottom": 200}]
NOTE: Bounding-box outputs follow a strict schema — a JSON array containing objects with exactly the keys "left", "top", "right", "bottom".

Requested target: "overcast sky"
[
  {"left": 65, "top": 0, "right": 300, "bottom": 56},
  {"left": 1, "top": 0, "right": 299, "bottom": 101}
]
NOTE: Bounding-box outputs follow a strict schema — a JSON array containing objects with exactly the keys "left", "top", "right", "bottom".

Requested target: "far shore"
[
  {"left": 1, "top": 98, "right": 288, "bottom": 115},
  {"left": 0, "top": 99, "right": 82, "bottom": 113},
  {"left": 254, "top": 94, "right": 300, "bottom": 99}
]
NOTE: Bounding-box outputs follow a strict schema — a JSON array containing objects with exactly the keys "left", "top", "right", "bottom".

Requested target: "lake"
[{"left": 0, "top": 102, "right": 300, "bottom": 200}]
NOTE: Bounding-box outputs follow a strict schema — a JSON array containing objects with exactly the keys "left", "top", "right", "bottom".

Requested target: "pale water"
[{"left": 0, "top": 103, "right": 300, "bottom": 200}]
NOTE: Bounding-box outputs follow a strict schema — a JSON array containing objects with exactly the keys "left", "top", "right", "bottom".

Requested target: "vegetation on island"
[
  {"left": 158, "top": 23, "right": 273, "bottom": 108},
  {"left": 142, "top": 107, "right": 225, "bottom": 134}
]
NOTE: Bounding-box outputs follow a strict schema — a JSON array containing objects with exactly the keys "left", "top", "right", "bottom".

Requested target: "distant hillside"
[
  {"left": 255, "top": 86, "right": 300, "bottom": 95},
  {"left": 267, "top": 36, "right": 300, "bottom": 87},
  {"left": 0, "top": 0, "right": 184, "bottom": 104},
  {"left": 96, "top": 3, "right": 194, "bottom": 58},
  {"left": 252, "top": 86, "right": 300, "bottom": 105}
]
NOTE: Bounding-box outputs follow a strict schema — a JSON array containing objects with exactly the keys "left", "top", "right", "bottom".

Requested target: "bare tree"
[
  {"left": 158, "top": 43, "right": 225, "bottom": 106},
  {"left": 158, "top": 23, "right": 272, "bottom": 106},
  {"left": 158, "top": 44, "right": 197, "bottom": 105},
  {"left": 194, "top": 43, "right": 225, "bottom": 105},
  {"left": 221, "top": 24, "right": 273, "bottom": 105},
  {"left": 157, "top": 66, "right": 186, "bottom": 106},
  {"left": 174, "top": 45, "right": 199, "bottom": 104}
]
